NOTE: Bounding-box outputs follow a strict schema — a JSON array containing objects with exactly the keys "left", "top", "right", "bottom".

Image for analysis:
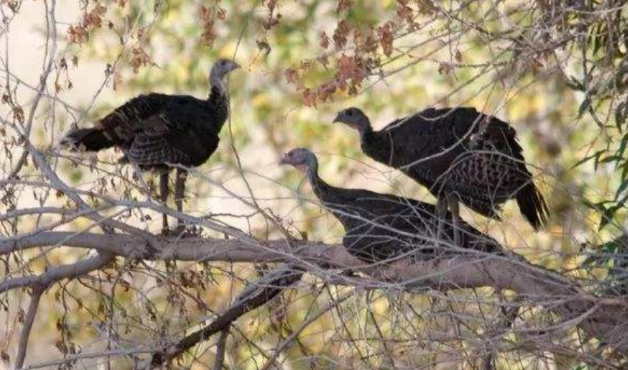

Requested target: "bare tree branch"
[
  {"left": 0, "top": 250, "right": 115, "bottom": 294},
  {"left": 3, "top": 231, "right": 628, "bottom": 359},
  {"left": 212, "top": 328, "right": 229, "bottom": 370},
  {"left": 150, "top": 264, "right": 304, "bottom": 367},
  {"left": 15, "top": 286, "right": 45, "bottom": 369},
  {"left": 4, "top": 1, "right": 628, "bottom": 368}
]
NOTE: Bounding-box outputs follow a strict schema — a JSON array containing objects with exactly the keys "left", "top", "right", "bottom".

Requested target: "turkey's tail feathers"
[
  {"left": 60, "top": 128, "right": 120, "bottom": 152},
  {"left": 516, "top": 182, "right": 549, "bottom": 230}
]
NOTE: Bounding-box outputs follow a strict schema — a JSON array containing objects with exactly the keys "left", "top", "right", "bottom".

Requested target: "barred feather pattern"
[
  {"left": 361, "top": 107, "right": 548, "bottom": 229},
  {"left": 96, "top": 93, "right": 171, "bottom": 140},
  {"left": 62, "top": 87, "right": 229, "bottom": 170}
]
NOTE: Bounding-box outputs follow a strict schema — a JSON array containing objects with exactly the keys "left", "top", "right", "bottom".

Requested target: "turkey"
[
  {"left": 333, "top": 107, "right": 549, "bottom": 242},
  {"left": 61, "top": 58, "right": 240, "bottom": 234},
  {"left": 279, "top": 148, "right": 502, "bottom": 264}
]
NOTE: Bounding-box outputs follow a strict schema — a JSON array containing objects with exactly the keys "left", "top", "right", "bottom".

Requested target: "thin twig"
[
  {"left": 213, "top": 327, "right": 229, "bottom": 370},
  {"left": 15, "top": 286, "right": 46, "bottom": 369}
]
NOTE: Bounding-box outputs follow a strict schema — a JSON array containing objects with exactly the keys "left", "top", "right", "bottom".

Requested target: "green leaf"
[
  {"left": 621, "top": 162, "right": 628, "bottom": 181},
  {"left": 571, "top": 150, "right": 605, "bottom": 169},
  {"left": 615, "top": 102, "right": 626, "bottom": 131},
  {"left": 599, "top": 205, "right": 617, "bottom": 230},
  {"left": 598, "top": 155, "right": 621, "bottom": 165},
  {"left": 616, "top": 181, "right": 628, "bottom": 201},
  {"left": 615, "top": 135, "right": 628, "bottom": 166},
  {"left": 578, "top": 96, "right": 592, "bottom": 118},
  {"left": 566, "top": 76, "right": 585, "bottom": 91}
]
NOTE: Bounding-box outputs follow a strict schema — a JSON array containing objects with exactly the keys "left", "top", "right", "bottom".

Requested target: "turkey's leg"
[
  {"left": 160, "top": 172, "right": 169, "bottom": 233},
  {"left": 174, "top": 169, "right": 187, "bottom": 233},
  {"left": 436, "top": 195, "right": 448, "bottom": 246},
  {"left": 447, "top": 193, "right": 461, "bottom": 246}
]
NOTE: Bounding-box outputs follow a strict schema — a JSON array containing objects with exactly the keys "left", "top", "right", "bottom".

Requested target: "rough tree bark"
[{"left": 2, "top": 231, "right": 627, "bottom": 365}]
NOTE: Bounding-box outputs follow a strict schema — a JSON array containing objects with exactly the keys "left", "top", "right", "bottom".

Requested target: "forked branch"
[{"left": 2, "top": 231, "right": 628, "bottom": 361}]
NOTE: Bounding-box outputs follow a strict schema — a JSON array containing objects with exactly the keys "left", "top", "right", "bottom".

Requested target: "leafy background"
[{"left": 1, "top": 0, "right": 627, "bottom": 368}]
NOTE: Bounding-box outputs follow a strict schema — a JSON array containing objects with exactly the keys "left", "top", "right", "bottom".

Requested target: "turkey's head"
[
  {"left": 210, "top": 59, "right": 240, "bottom": 91},
  {"left": 279, "top": 148, "right": 318, "bottom": 174},
  {"left": 211, "top": 59, "right": 240, "bottom": 78},
  {"left": 333, "top": 107, "right": 371, "bottom": 134}
]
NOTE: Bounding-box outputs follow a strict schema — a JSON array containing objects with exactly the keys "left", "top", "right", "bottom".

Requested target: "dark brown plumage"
[
  {"left": 333, "top": 107, "right": 549, "bottom": 230},
  {"left": 280, "top": 148, "right": 502, "bottom": 263},
  {"left": 61, "top": 59, "right": 240, "bottom": 233}
]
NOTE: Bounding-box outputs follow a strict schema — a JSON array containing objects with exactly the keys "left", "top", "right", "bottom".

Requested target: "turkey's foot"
[
  {"left": 174, "top": 224, "right": 203, "bottom": 238},
  {"left": 160, "top": 225, "right": 201, "bottom": 238},
  {"left": 161, "top": 227, "right": 173, "bottom": 237}
]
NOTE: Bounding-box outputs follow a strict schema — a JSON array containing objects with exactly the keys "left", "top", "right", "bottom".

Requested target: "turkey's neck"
[
  {"left": 305, "top": 164, "right": 353, "bottom": 224},
  {"left": 361, "top": 128, "right": 392, "bottom": 163},
  {"left": 210, "top": 74, "right": 229, "bottom": 96},
  {"left": 304, "top": 163, "right": 334, "bottom": 205},
  {"left": 208, "top": 76, "right": 230, "bottom": 131}
]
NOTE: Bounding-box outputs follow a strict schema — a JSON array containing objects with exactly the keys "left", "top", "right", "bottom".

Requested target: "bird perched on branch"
[
  {"left": 280, "top": 148, "right": 502, "bottom": 264},
  {"left": 333, "top": 107, "right": 548, "bottom": 243},
  {"left": 61, "top": 58, "right": 240, "bottom": 235}
]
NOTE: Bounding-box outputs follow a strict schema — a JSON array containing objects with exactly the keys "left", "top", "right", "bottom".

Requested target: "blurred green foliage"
[{"left": 6, "top": 0, "right": 628, "bottom": 368}]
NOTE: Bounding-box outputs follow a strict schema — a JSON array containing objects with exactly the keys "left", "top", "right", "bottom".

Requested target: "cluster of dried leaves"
[
  {"left": 199, "top": 1, "right": 227, "bottom": 48},
  {"left": 284, "top": 1, "right": 435, "bottom": 106},
  {"left": 67, "top": 4, "right": 107, "bottom": 45},
  {"left": 66, "top": 1, "right": 155, "bottom": 76},
  {"left": 2, "top": 92, "right": 24, "bottom": 125},
  {"left": 129, "top": 47, "right": 151, "bottom": 73},
  {"left": 261, "top": 0, "right": 281, "bottom": 31}
]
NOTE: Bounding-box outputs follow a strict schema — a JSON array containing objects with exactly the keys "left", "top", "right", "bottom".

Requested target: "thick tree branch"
[
  {"left": 3, "top": 231, "right": 628, "bottom": 358},
  {"left": 0, "top": 251, "right": 115, "bottom": 294}
]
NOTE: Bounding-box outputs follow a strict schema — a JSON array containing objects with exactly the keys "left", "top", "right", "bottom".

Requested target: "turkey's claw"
[
  {"left": 175, "top": 224, "right": 202, "bottom": 238},
  {"left": 161, "top": 226, "right": 201, "bottom": 238}
]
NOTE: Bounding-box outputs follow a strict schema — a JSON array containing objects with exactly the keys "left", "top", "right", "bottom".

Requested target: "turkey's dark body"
[
  {"left": 361, "top": 107, "right": 548, "bottom": 229},
  {"left": 62, "top": 85, "right": 231, "bottom": 233},
  {"left": 61, "top": 59, "right": 239, "bottom": 233},
  {"left": 65, "top": 87, "right": 228, "bottom": 172},
  {"left": 309, "top": 172, "right": 501, "bottom": 263}
]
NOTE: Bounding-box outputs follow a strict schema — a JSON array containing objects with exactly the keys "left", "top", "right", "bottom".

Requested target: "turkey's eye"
[{"left": 347, "top": 110, "right": 353, "bottom": 116}]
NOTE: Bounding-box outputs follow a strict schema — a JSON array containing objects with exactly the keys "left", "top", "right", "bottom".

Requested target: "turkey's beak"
[
  {"left": 332, "top": 114, "right": 342, "bottom": 124},
  {"left": 232, "top": 62, "right": 241, "bottom": 71},
  {"left": 279, "top": 156, "right": 289, "bottom": 166}
]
